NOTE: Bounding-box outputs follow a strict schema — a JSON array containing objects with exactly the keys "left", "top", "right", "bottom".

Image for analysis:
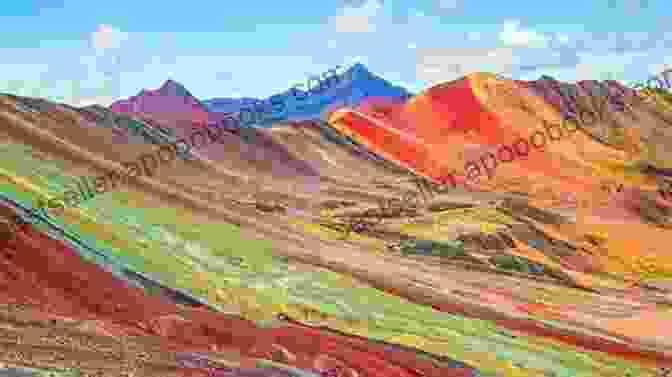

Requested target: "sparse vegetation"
[
  {"left": 395, "top": 239, "right": 466, "bottom": 258},
  {"left": 607, "top": 125, "right": 626, "bottom": 147},
  {"left": 489, "top": 254, "right": 546, "bottom": 274}
]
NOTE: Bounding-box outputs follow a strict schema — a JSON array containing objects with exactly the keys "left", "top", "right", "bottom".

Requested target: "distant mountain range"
[
  {"left": 200, "top": 97, "right": 263, "bottom": 114},
  {"left": 109, "top": 63, "right": 413, "bottom": 127}
]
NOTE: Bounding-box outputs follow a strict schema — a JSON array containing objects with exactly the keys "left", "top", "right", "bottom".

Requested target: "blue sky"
[{"left": 0, "top": 0, "right": 670, "bottom": 106}]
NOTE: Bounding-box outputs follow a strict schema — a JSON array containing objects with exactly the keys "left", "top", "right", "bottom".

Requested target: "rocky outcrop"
[
  {"left": 496, "top": 198, "right": 570, "bottom": 225},
  {"left": 0, "top": 205, "right": 18, "bottom": 245},
  {"left": 456, "top": 232, "right": 514, "bottom": 252},
  {"left": 633, "top": 190, "right": 672, "bottom": 227},
  {"left": 0, "top": 219, "right": 16, "bottom": 244}
]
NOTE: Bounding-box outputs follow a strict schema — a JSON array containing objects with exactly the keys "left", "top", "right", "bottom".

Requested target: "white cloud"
[
  {"left": 499, "top": 20, "right": 548, "bottom": 48},
  {"left": 70, "top": 95, "right": 117, "bottom": 107},
  {"left": 408, "top": 43, "right": 417, "bottom": 49},
  {"left": 0, "top": 25, "right": 132, "bottom": 106},
  {"left": 518, "top": 51, "right": 648, "bottom": 82},
  {"left": 92, "top": 24, "right": 128, "bottom": 53},
  {"left": 332, "top": 0, "right": 383, "bottom": 33},
  {"left": 416, "top": 47, "right": 520, "bottom": 83}
]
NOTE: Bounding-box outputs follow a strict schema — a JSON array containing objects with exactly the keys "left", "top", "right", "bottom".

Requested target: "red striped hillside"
[{"left": 327, "top": 73, "right": 626, "bottom": 197}]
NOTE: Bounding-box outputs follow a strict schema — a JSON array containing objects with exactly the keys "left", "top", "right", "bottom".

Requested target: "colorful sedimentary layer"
[{"left": 3, "top": 70, "right": 672, "bottom": 377}]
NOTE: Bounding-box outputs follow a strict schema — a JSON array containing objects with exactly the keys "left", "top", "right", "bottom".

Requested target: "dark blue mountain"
[
  {"left": 202, "top": 63, "right": 412, "bottom": 126},
  {"left": 201, "top": 97, "right": 262, "bottom": 114}
]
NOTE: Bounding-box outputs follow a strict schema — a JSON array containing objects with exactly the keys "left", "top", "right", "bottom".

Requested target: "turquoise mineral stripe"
[{"left": 0, "top": 191, "right": 219, "bottom": 312}]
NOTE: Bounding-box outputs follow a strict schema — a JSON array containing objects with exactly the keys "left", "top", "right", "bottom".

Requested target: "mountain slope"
[
  {"left": 109, "top": 79, "right": 224, "bottom": 128},
  {"left": 201, "top": 97, "right": 263, "bottom": 114},
  {"left": 327, "top": 71, "right": 672, "bottom": 281},
  {"left": 3, "top": 73, "right": 672, "bottom": 377}
]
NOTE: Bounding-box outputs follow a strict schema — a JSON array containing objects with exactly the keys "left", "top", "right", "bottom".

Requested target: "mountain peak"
[
  {"left": 346, "top": 63, "right": 373, "bottom": 80},
  {"left": 158, "top": 79, "right": 191, "bottom": 97},
  {"left": 351, "top": 62, "right": 369, "bottom": 72}
]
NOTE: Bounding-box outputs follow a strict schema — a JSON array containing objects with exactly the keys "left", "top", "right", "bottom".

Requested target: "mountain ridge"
[{"left": 154, "top": 63, "right": 413, "bottom": 125}]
